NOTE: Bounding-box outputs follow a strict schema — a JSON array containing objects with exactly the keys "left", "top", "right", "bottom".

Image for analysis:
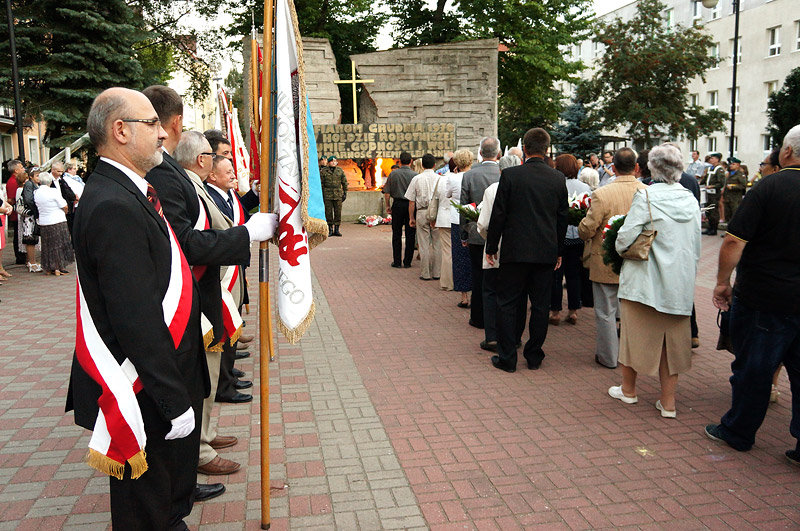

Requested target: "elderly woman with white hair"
[
  {"left": 33, "top": 172, "right": 74, "bottom": 275},
  {"left": 607, "top": 144, "right": 701, "bottom": 418}
]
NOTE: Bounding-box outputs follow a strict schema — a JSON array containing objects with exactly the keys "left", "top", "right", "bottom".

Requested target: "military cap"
[
  {"left": 728, "top": 156, "right": 741, "bottom": 164},
  {"left": 327, "top": 156, "right": 336, "bottom": 162},
  {"left": 709, "top": 152, "right": 722, "bottom": 160}
]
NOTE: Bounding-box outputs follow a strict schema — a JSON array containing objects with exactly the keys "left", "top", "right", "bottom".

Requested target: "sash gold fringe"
[
  {"left": 229, "top": 325, "right": 243, "bottom": 345},
  {"left": 207, "top": 341, "right": 225, "bottom": 353},
  {"left": 202, "top": 327, "right": 215, "bottom": 350},
  {"left": 278, "top": 300, "right": 316, "bottom": 345},
  {"left": 87, "top": 448, "right": 148, "bottom": 480}
]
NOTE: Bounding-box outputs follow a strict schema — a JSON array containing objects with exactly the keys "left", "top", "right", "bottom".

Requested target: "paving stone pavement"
[{"left": 0, "top": 224, "right": 799, "bottom": 529}]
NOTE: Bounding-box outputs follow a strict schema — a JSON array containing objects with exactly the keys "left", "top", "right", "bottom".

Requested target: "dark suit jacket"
[
  {"left": 239, "top": 189, "right": 259, "bottom": 213},
  {"left": 460, "top": 161, "right": 501, "bottom": 244},
  {"left": 485, "top": 157, "right": 568, "bottom": 265},
  {"left": 52, "top": 178, "right": 76, "bottom": 214},
  {"left": 146, "top": 152, "right": 251, "bottom": 347},
  {"left": 66, "top": 160, "right": 208, "bottom": 430},
  {"left": 205, "top": 183, "right": 252, "bottom": 268},
  {"left": 679, "top": 172, "right": 701, "bottom": 203}
]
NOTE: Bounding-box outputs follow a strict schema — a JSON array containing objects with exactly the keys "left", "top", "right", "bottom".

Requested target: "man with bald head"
[{"left": 65, "top": 88, "right": 208, "bottom": 529}]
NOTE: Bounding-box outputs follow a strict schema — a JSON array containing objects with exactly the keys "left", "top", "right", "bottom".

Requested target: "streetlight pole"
[
  {"left": 5, "top": 0, "right": 26, "bottom": 162},
  {"left": 701, "top": 0, "right": 739, "bottom": 159}
]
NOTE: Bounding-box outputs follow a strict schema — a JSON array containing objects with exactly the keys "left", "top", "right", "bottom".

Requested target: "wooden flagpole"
[{"left": 258, "top": 0, "right": 276, "bottom": 527}]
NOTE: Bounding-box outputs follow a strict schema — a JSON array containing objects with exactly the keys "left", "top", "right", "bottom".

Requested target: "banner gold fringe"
[
  {"left": 288, "top": 0, "right": 327, "bottom": 250},
  {"left": 207, "top": 342, "right": 225, "bottom": 353},
  {"left": 202, "top": 327, "right": 215, "bottom": 350},
  {"left": 229, "top": 325, "right": 243, "bottom": 346},
  {"left": 278, "top": 300, "right": 316, "bottom": 345},
  {"left": 87, "top": 448, "right": 148, "bottom": 480}
]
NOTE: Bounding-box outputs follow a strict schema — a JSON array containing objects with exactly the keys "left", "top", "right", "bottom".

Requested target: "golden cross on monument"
[{"left": 334, "top": 59, "right": 374, "bottom": 124}]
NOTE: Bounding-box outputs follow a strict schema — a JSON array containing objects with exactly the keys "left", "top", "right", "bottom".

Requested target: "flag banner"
[
  {"left": 250, "top": 43, "right": 263, "bottom": 184},
  {"left": 274, "top": 0, "right": 327, "bottom": 343},
  {"left": 219, "top": 88, "right": 238, "bottom": 176},
  {"left": 230, "top": 108, "right": 252, "bottom": 192}
]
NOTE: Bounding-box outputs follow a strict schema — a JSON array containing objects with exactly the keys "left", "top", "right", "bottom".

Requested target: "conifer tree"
[{"left": 767, "top": 67, "right": 800, "bottom": 148}]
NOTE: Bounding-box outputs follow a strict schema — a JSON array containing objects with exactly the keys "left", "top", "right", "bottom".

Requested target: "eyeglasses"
[
  {"left": 759, "top": 162, "right": 768, "bottom": 167},
  {"left": 121, "top": 118, "right": 161, "bottom": 126},
  {"left": 200, "top": 152, "right": 215, "bottom": 157}
]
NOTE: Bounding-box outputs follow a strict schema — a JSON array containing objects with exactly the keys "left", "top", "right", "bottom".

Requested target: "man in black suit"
[
  {"left": 143, "top": 86, "right": 275, "bottom": 411},
  {"left": 66, "top": 87, "right": 208, "bottom": 529},
  {"left": 485, "top": 128, "right": 568, "bottom": 373},
  {"left": 382, "top": 152, "right": 417, "bottom": 268},
  {"left": 461, "top": 138, "right": 502, "bottom": 328}
]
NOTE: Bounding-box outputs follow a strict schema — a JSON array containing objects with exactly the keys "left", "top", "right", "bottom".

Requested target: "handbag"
[
  {"left": 619, "top": 188, "right": 657, "bottom": 261},
  {"left": 426, "top": 176, "right": 442, "bottom": 223}
]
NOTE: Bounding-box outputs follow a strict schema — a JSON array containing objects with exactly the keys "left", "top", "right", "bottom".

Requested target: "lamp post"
[
  {"left": 5, "top": 0, "right": 26, "bottom": 162},
  {"left": 702, "top": 0, "right": 740, "bottom": 159}
]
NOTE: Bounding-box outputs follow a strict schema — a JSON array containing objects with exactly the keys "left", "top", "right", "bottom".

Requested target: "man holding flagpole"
[{"left": 66, "top": 87, "right": 205, "bottom": 529}]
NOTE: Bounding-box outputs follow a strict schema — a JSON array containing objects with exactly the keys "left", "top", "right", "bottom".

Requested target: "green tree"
[
  {"left": 551, "top": 95, "right": 604, "bottom": 156},
  {"left": 225, "top": 67, "right": 247, "bottom": 140},
  {"left": 583, "top": 0, "right": 727, "bottom": 148},
  {"left": 0, "top": 0, "right": 148, "bottom": 146},
  {"left": 767, "top": 66, "right": 800, "bottom": 149},
  {"left": 389, "top": 0, "right": 593, "bottom": 146}
]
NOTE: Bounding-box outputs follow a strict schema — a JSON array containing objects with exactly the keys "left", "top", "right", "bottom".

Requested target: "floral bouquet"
[
  {"left": 602, "top": 214, "right": 626, "bottom": 275},
  {"left": 568, "top": 192, "right": 591, "bottom": 226},
  {"left": 450, "top": 201, "right": 480, "bottom": 222},
  {"left": 356, "top": 214, "right": 390, "bottom": 227}
]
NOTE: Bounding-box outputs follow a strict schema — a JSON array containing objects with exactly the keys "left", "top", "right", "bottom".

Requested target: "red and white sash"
[
  {"left": 191, "top": 196, "right": 215, "bottom": 348},
  {"left": 218, "top": 192, "right": 246, "bottom": 342},
  {"left": 75, "top": 217, "right": 193, "bottom": 479}
]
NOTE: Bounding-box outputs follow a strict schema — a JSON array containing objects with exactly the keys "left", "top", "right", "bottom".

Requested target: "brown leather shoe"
[
  {"left": 197, "top": 455, "right": 241, "bottom": 475},
  {"left": 209, "top": 435, "right": 238, "bottom": 449},
  {"left": 239, "top": 334, "right": 254, "bottom": 343}
]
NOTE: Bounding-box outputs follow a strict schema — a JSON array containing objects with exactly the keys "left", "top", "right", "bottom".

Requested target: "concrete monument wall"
[{"left": 352, "top": 39, "right": 499, "bottom": 152}]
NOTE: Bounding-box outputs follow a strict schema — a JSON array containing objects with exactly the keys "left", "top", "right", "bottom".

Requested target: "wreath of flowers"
[{"left": 601, "top": 214, "right": 627, "bottom": 275}]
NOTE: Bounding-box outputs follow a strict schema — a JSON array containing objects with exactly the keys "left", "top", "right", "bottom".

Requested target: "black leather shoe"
[
  {"left": 469, "top": 319, "right": 484, "bottom": 329},
  {"left": 232, "top": 368, "right": 245, "bottom": 378},
  {"left": 526, "top": 359, "right": 542, "bottom": 370},
  {"left": 391, "top": 262, "right": 402, "bottom": 268},
  {"left": 216, "top": 392, "right": 253, "bottom": 403},
  {"left": 480, "top": 340, "right": 497, "bottom": 352},
  {"left": 403, "top": 263, "right": 412, "bottom": 268},
  {"left": 491, "top": 355, "right": 516, "bottom": 373},
  {"left": 194, "top": 482, "right": 225, "bottom": 502},
  {"left": 234, "top": 379, "right": 253, "bottom": 390},
  {"left": 235, "top": 351, "right": 250, "bottom": 360}
]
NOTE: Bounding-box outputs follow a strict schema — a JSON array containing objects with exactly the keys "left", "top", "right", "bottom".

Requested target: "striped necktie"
[{"left": 146, "top": 183, "right": 163, "bottom": 217}]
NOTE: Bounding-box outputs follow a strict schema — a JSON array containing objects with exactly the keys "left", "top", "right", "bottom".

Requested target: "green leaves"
[
  {"left": 767, "top": 67, "right": 800, "bottom": 149},
  {"left": 584, "top": 0, "right": 726, "bottom": 147}
]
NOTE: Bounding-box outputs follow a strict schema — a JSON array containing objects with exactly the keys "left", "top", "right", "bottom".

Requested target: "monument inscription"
[{"left": 314, "top": 123, "right": 456, "bottom": 159}]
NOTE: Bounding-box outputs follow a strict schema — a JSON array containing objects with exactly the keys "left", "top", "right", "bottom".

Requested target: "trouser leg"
[
  {"left": 416, "top": 211, "right": 433, "bottom": 278},
  {"left": 522, "top": 263, "right": 553, "bottom": 366},
  {"left": 593, "top": 282, "right": 620, "bottom": 367},
  {"left": 215, "top": 340, "right": 237, "bottom": 401},
  {"left": 468, "top": 244, "right": 485, "bottom": 325},
  {"left": 332, "top": 199, "right": 342, "bottom": 225},
  {"left": 550, "top": 264, "right": 564, "bottom": 312},
  {"left": 496, "top": 263, "right": 526, "bottom": 367},
  {"left": 719, "top": 297, "right": 799, "bottom": 450},
  {"left": 438, "top": 227, "right": 453, "bottom": 290},
  {"left": 199, "top": 350, "right": 222, "bottom": 466},
  {"left": 483, "top": 267, "right": 498, "bottom": 342},
  {"left": 324, "top": 199, "right": 334, "bottom": 226},
  {"left": 563, "top": 245, "right": 583, "bottom": 310},
  {"left": 690, "top": 304, "right": 698, "bottom": 338}
]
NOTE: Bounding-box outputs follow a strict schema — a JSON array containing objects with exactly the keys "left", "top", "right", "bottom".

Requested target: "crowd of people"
[{"left": 381, "top": 125, "right": 800, "bottom": 465}]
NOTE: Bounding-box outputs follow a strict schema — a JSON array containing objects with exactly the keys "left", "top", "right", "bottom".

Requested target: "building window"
[
  {"left": 708, "top": 90, "right": 719, "bottom": 110},
  {"left": 27, "top": 136, "right": 39, "bottom": 164},
  {"left": 593, "top": 41, "right": 602, "bottom": 58},
  {"left": 690, "top": 93, "right": 699, "bottom": 107},
  {"left": 707, "top": 137, "right": 717, "bottom": 152},
  {"left": 765, "top": 80, "right": 779, "bottom": 110},
  {"left": 0, "top": 134, "right": 12, "bottom": 161},
  {"left": 728, "top": 39, "right": 742, "bottom": 64},
  {"left": 727, "top": 136, "right": 738, "bottom": 156},
  {"left": 692, "top": 0, "right": 702, "bottom": 20},
  {"left": 690, "top": 138, "right": 699, "bottom": 152},
  {"left": 710, "top": 42, "right": 720, "bottom": 67},
  {"left": 768, "top": 26, "right": 781, "bottom": 56},
  {"left": 763, "top": 134, "right": 773, "bottom": 154},
  {"left": 711, "top": 2, "right": 720, "bottom": 19},
  {"left": 665, "top": 9, "right": 675, "bottom": 29},
  {"left": 728, "top": 87, "right": 740, "bottom": 114},
  {"left": 795, "top": 20, "right": 800, "bottom": 51}
]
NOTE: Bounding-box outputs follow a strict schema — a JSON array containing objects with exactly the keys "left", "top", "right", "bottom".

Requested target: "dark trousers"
[
  {"left": 215, "top": 339, "right": 237, "bottom": 400},
  {"left": 550, "top": 243, "right": 584, "bottom": 311},
  {"left": 110, "top": 394, "right": 201, "bottom": 530},
  {"left": 690, "top": 304, "right": 698, "bottom": 338},
  {"left": 390, "top": 199, "right": 415, "bottom": 266},
  {"left": 496, "top": 262, "right": 553, "bottom": 368},
  {"left": 9, "top": 220, "right": 25, "bottom": 263},
  {"left": 717, "top": 296, "right": 800, "bottom": 451},
  {"left": 580, "top": 266, "right": 594, "bottom": 308},
  {"left": 324, "top": 198, "right": 342, "bottom": 225},
  {"left": 484, "top": 267, "right": 526, "bottom": 343},
  {"left": 706, "top": 200, "right": 719, "bottom": 232},
  {"left": 468, "top": 244, "right": 485, "bottom": 325}
]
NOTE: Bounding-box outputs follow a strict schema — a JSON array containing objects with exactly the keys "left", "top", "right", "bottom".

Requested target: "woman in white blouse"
[
  {"left": 444, "top": 149, "right": 474, "bottom": 307},
  {"left": 33, "top": 172, "right": 74, "bottom": 276}
]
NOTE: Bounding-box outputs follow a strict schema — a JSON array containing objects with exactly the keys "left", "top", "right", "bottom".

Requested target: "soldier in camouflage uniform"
[
  {"left": 321, "top": 156, "right": 348, "bottom": 236},
  {"left": 704, "top": 152, "right": 725, "bottom": 235},
  {"left": 723, "top": 156, "right": 747, "bottom": 225}
]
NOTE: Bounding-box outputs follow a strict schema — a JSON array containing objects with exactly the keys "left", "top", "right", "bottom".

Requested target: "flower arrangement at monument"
[
  {"left": 450, "top": 201, "right": 480, "bottom": 222},
  {"left": 602, "top": 214, "right": 626, "bottom": 275},
  {"left": 356, "top": 214, "right": 391, "bottom": 227},
  {"left": 568, "top": 192, "right": 591, "bottom": 226}
]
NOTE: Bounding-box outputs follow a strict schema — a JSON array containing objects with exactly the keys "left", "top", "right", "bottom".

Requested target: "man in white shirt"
[
  {"left": 405, "top": 154, "right": 441, "bottom": 280},
  {"left": 686, "top": 150, "right": 705, "bottom": 180}
]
